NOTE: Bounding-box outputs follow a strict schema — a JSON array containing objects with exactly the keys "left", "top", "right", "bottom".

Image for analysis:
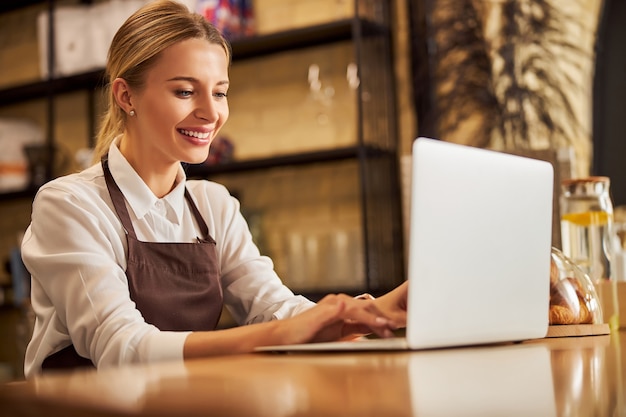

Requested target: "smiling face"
[{"left": 115, "top": 37, "right": 230, "bottom": 179}]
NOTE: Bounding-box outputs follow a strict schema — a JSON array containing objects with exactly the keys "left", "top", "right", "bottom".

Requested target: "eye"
[
  {"left": 175, "top": 89, "right": 193, "bottom": 98},
  {"left": 214, "top": 91, "right": 228, "bottom": 99}
]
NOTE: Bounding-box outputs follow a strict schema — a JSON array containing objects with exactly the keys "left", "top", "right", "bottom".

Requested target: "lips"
[{"left": 177, "top": 128, "right": 212, "bottom": 147}]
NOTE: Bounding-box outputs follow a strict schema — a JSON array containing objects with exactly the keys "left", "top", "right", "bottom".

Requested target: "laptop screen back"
[{"left": 406, "top": 137, "right": 554, "bottom": 348}]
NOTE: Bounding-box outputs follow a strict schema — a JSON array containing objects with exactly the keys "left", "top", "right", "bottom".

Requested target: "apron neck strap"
[
  {"left": 102, "top": 156, "right": 212, "bottom": 241},
  {"left": 102, "top": 156, "right": 137, "bottom": 239}
]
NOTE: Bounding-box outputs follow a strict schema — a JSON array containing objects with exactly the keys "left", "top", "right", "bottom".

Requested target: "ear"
[{"left": 112, "top": 77, "right": 134, "bottom": 115}]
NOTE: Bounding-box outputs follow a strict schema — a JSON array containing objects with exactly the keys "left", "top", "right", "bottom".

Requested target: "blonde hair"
[{"left": 92, "top": 0, "right": 231, "bottom": 162}]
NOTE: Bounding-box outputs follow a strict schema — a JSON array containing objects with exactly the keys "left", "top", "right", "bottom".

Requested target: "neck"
[
  {"left": 119, "top": 136, "right": 180, "bottom": 198},
  {"left": 141, "top": 168, "right": 179, "bottom": 198}
]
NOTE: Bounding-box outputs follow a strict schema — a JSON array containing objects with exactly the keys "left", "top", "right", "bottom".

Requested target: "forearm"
[
  {"left": 183, "top": 320, "right": 283, "bottom": 358},
  {"left": 182, "top": 290, "right": 405, "bottom": 359}
]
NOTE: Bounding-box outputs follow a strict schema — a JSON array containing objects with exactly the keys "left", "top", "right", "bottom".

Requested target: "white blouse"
[{"left": 21, "top": 140, "right": 314, "bottom": 378}]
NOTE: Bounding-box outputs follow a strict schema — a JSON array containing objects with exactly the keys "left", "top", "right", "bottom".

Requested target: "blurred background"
[{"left": 0, "top": 0, "right": 620, "bottom": 381}]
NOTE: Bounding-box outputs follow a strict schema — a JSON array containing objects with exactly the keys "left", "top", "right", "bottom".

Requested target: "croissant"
[
  {"left": 548, "top": 260, "right": 594, "bottom": 325},
  {"left": 550, "top": 304, "right": 577, "bottom": 325}
]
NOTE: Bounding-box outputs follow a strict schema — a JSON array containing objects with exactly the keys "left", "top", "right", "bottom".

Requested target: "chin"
[
  {"left": 182, "top": 157, "right": 208, "bottom": 166},
  {"left": 183, "top": 152, "right": 210, "bottom": 165},
  {"left": 181, "top": 149, "right": 209, "bottom": 165}
]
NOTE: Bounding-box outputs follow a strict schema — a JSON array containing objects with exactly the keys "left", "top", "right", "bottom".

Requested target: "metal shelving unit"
[{"left": 0, "top": 0, "right": 404, "bottom": 294}]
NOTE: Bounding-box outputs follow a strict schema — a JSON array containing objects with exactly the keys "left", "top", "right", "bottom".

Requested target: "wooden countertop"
[{"left": 1, "top": 331, "right": 625, "bottom": 417}]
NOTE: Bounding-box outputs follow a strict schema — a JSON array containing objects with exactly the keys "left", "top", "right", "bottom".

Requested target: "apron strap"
[
  {"left": 103, "top": 156, "right": 214, "bottom": 243},
  {"left": 102, "top": 157, "right": 137, "bottom": 239},
  {"left": 184, "top": 188, "right": 213, "bottom": 243}
]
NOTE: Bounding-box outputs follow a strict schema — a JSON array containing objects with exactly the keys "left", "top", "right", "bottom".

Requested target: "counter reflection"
[{"left": 408, "top": 344, "right": 556, "bottom": 416}]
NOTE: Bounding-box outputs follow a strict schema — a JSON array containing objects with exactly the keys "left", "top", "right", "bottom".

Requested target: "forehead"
[{"left": 150, "top": 38, "right": 229, "bottom": 80}]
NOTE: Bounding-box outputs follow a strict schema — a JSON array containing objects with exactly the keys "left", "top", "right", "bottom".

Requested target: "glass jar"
[
  {"left": 549, "top": 247, "right": 603, "bottom": 325},
  {"left": 560, "top": 177, "right": 620, "bottom": 331}
]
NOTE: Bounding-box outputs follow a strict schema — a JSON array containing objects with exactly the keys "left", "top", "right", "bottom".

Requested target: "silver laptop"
[{"left": 256, "top": 137, "right": 554, "bottom": 352}]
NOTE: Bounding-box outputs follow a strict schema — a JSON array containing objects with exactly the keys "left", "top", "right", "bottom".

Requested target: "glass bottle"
[{"left": 560, "top": 176, "right": 620, "bottom": 331}]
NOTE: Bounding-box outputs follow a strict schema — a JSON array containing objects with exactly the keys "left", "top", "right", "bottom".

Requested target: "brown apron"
[{"left": 41, "top": 158, "right": 223, "bottom": 371}]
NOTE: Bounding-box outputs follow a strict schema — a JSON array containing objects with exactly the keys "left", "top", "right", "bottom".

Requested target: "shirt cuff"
[
  {"left": 270, "top": 295, "right": 316, "bottom": 321},
  {"left": 354, "top": 293, "right": 376, "bottom": 300},
  {"left": 143, "top": 331, "right": 191, "bottom": 363}
]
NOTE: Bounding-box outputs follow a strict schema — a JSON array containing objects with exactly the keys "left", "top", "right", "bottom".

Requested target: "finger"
[
  {"left": 319, "top": 294, "right": 397, "bottom": 338},
  {"left": 338, "top": 297, "right": 397, "bottom": 338},
  {"left": 374, "top": 308, "right": 406, "bottom": 328},
  {"left": 345, "top": 296, "right": 399, "bottom": 327}
]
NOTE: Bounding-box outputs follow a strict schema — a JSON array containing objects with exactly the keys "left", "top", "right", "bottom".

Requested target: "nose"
[{"left": 195, "top": 95, "right": 219, "bottom": 122}]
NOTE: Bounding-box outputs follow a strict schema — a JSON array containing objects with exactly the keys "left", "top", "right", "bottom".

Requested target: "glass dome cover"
[{"left": 549, "top": 247, "right": 604, "bottom": 325}]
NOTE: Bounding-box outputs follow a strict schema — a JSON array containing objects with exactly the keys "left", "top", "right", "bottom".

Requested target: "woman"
[{"left": 21, "top": 0, "right": 408, "bottom": 378}]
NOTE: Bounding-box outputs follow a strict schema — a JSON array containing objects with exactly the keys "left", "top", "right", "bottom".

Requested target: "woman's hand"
[
  {"left": 371, "top": 280, "right": 409, "bottom": 328},
  {"left": 277, "top": 283, "right": 409, "bottom": 345},
  {"left": 184, "top": 282, "right": 409, "bottom": 358}
]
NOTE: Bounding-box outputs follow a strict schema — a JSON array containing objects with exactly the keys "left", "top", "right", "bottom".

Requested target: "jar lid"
[
  {"left": 561, "top": 176, "right": 610, "bottom": 186},
  {"left": 561, "top": 176, "right": 610, "bottom": 196}
]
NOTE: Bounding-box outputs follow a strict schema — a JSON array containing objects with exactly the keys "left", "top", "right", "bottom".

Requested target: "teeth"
[{"left": 180, "top": 129, "right": 210, "bottom": 139}]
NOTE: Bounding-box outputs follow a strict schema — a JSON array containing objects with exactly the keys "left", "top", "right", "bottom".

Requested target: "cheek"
[
  {"left": 145, "top": 99, "right": 186, "bottom": 130},
  {"left": 219, "top": 105, "right": 230, "bottom": 125}
]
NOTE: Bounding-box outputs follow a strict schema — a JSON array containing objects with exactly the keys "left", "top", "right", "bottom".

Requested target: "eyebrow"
[{"left": 166, "top": 76, "right": 229, "bottom": 86}]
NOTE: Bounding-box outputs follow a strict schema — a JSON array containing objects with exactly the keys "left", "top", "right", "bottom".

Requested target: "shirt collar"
[{"left": 107, "top": 138, "right": 187, "bottom": 223}]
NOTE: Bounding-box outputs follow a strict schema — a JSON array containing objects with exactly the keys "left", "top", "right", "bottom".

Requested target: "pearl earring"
[{"left": 129, "top": 110, "right": 136, "bottom": 117}]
